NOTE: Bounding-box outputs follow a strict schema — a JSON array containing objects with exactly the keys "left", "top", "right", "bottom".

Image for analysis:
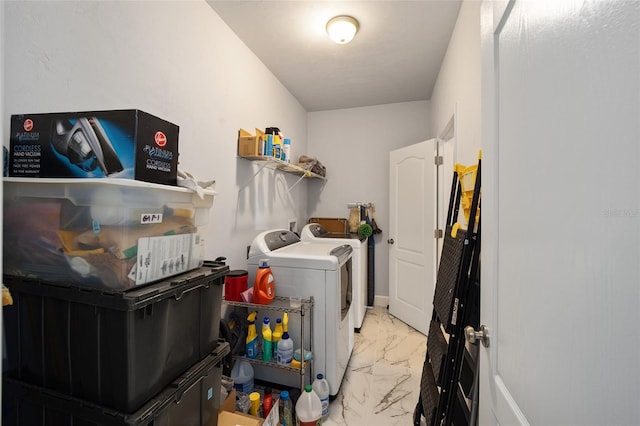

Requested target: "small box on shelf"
[{"left": 238, "top": 128, "right": 265, "bottom": 157}]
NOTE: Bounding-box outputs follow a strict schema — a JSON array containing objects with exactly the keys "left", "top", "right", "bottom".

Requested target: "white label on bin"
[
  {"left": 135, "top": 233, "right": 199, "bottom": 284},
  {"left": 140, "top": 213, "right": 163, "bottom": 224},
  {"left": 207, "top": 387, "right": 213, "bottom": 400}
]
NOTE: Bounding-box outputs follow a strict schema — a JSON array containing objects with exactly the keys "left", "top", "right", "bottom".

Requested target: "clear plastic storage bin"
[{"left": 3, "top": 177, "right": 215, "bottom": 291}]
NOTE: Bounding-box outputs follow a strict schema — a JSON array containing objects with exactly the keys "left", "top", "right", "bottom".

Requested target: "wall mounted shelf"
[{"left": 238, "top": 156, "right": 326, "bottom": 193}]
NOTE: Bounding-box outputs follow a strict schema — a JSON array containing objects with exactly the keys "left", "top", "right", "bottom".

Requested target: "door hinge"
[
  {"left": 434, "top": 229, "right": 443, "bottom": 239},
  {"left": 434, "top": 155, "right": 443, "bottom": 166}
]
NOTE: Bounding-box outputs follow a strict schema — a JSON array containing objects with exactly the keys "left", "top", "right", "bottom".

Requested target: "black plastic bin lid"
[{"left": 3, "top": 262, "right": 229, "bottom": 312}]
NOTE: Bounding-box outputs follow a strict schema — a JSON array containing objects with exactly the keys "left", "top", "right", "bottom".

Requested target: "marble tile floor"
[{"left": 323, "top": 306, "right": 428, "bottom": 426}]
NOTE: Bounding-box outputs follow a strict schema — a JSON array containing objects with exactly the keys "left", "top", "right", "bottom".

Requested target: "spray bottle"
[{"left": 246, "top": 311, "right": 258, "bottom": 359}]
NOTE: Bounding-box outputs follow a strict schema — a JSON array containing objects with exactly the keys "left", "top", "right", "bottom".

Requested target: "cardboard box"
[
  {"left": 218, "top": 411, "right": 262, "bottom": 426},
  {"left": 217, "top": 389, "right": 280, "bottom": 426},
  {"left": 238, "top": 128, "right": 265, "bottom": 157},
  {"left": 9, "top": 109, "right": 179, "bottom": 185}
]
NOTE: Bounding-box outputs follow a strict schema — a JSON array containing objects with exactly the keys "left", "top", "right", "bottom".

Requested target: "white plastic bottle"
[
  {"left": 311, "top": 373, "right": 330, "bottom": 421},
  {"left": 230, "top": 359, "right": 254, "bottom": 394},
  {"left": 295, "top": 385, "right": 322, "bottom": 426},
  {"left": 283, "top": 138, "right": 291, "bottom": 163},
  {"left": 277, "top": 331, "right": 294, "bottom": 366}
]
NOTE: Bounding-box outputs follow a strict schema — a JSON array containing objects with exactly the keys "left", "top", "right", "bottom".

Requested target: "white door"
[
  {"left": 389, "top": 140, "right": 437, "bottom": 335},
  {"left": 480, "top": 1, "right": 640, "bottom": 425}
]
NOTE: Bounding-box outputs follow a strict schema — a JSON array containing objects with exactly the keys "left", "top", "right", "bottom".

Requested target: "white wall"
[
  {"left": 3, "top": 1, "right": 310, "bottom": 272},
  {"left": 307, "top": 101, "right": 430, "bottom": 300},
  {"left": 3, "top": 0, "right": 483, "bottom": 303},
  {"left": 305, "top": 0, "right": 483, "bottom": 302},
  {"left": 429, "top": 0, "right": 482, "bottom": 166}
]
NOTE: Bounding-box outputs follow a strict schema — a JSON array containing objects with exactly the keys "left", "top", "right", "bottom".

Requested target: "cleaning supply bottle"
[
  {"left": 283, "top": 312, "right": 289, "bottom": 333},
  {"left": 249, "top": 391, "right": 261, "bottom": 416},
  {"left": 277, "top": 331, "right": 294, "bottom": 366},
  {"left": 266, "top": 134, "right": 274, "bottom": 157},
  {"left": 272, "top": 317, "right": 283, "bottom": 359},
  {"left": 262, "top": 316, "right": 273, "bottom": 362},
  {"left": 246, "top": 311, "right": 258, "bottom": 359},
  {"left": 279, "top": 390, "right": 294, "bottom": 426},
  {"left": 312, "top": 373, "right": 330, "bottom": 421},
  {"left": 295, "top": 385, "right": 322, "bottom": 426},
  {"left": 263, "top": 387, "right": 273, "bottom": 418},
  {"left": 253, "top": 259, "right": 275, "bottom": 305},
  {"left": 283, "top": 138, "right": 291, "bottom": 163},
  {"left": 230, "top": 359, "right": 254, "bottom": 394}
]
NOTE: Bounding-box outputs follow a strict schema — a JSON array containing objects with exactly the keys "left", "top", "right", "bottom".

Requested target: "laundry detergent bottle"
[
  {"left": 253, "top": 259, "right": 275, "bottom": 305},
  {"left": 246, "top": 311, "right": 258, "bottom": 359}
]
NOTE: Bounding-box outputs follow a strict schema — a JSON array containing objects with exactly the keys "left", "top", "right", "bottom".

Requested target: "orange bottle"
[{"left": 253, "top": 259, "right": 275, "bottom": 304}]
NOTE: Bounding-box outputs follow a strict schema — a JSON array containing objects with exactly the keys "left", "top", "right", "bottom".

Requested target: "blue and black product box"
[{"left": 9, "top": 109, "right": 179, "bottom": 185}]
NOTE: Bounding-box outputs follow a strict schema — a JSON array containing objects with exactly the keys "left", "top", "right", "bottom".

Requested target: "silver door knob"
[
  {"left": 465, "top": 325, "right": 490, "bottom": 348},
  {"left": 388, "top": 238, "right": 394, "bottom": 244}
]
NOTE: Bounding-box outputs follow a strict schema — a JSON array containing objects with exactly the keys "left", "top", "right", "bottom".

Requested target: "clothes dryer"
[
  {"left": 247, "top": 230, "right": 353, "bottom": 397},
  {"left": 300, "top": 223, "right": 368, "bottom": 331}
]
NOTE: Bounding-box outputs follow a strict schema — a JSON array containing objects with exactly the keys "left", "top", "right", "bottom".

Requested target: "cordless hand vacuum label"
[
  {"left": 143, "top": 137, "right": 173, "bottom": 173},
  {"left": 11, "top": 119, "right": 42, "bottom": 176}
]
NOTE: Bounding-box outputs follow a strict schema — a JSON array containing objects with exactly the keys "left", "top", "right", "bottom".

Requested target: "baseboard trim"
[{"left": 373, "top": 295, "right": 389, "bottom": 308}]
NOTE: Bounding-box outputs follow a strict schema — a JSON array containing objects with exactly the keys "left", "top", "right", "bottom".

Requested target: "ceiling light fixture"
[{"left": 326, "top": 15, "right": 359, "bottom": 45}]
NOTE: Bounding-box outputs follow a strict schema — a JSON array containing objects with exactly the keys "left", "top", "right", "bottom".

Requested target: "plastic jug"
[
  {"left": 262, "top": 316, "right": 273, "bottom": 362},
  {"left": 295, "top": 385, "right": 322, "bottom": 426},
  {"left": 312, "top": 373, "right": 330, "bottom": 421},
  {"left": 230, "top": 359, "right": 254, "bottom": 394},
  {"left": 253, "top": 259, "right": 275, "bottom": 305},
  {"left": 277, "top": 331, "right": 294, "bottom": 366}
]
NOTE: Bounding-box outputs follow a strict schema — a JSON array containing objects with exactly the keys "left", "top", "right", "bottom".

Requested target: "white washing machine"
[
  {"left": 300, "top": 223, "right": 367, "bottom": 331},
  {"left": 247, "top": 229, "right": 353, "bottom": 397}
]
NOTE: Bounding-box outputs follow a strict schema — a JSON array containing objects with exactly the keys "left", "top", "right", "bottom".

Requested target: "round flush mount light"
[{"left": 326, "top": 15, "right": 359, "bottom": 44}]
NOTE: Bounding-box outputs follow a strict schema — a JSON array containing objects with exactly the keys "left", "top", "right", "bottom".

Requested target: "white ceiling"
[{"left": 206, "top": 1, "right": 463, "bottom": 112}]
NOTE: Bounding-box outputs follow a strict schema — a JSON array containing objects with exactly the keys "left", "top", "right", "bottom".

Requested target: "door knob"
[
  {"left": 465, "top": 325, "right": 490, "bottom": 348},
  {"left": 387, "top": 238, "right": 394, "bottom": 244}
]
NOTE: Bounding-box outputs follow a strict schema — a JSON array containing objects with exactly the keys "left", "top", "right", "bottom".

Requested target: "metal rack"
[{"left": 222, "top": 295, "right": 314, "bottom": 392}]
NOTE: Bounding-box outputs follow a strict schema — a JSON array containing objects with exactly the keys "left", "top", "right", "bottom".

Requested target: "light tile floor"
[{"left": 323, "top": 306, "right": 428, "bottom": 426}]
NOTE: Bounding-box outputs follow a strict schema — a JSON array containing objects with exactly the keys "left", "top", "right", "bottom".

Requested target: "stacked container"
[
  {"left": 3, "top": 262, "right": 230, "bottom": 424},
  {"left": 3, "top": 110, "right": 229, "bottom": 425}
]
